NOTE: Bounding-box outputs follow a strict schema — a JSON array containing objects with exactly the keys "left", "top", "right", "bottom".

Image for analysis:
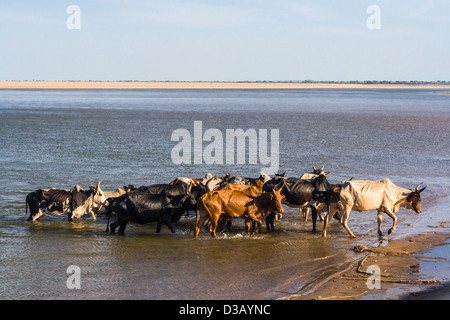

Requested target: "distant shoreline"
[{"left": 1, "top": 81, "right": 450, "bottom": 90}]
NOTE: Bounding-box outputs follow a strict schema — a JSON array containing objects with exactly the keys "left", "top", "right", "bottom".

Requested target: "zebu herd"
[{"left": 25, "top": 166, "right": 427, "bottom": 238}]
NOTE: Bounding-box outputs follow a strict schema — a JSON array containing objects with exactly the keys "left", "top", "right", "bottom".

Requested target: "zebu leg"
[
  {"left": 250, "top": 217, "right": 262, "bottom": 236},
  {"left": 340, "top": 207, "right": 355, "bottom": 238},
  {"left": 301, "top": 207, "right": 308, "bottom": 221},
  {"left": 118, "top": 222, "right": 127, "bottom": 235},
  {"left": 209, "top": 214, "right": 220, "bottom": 238},
  {"left": 194, "top": 208, "right": 207, "bottom": 238},
  {"left": 109, "top": 220, "right": 121, "bottom": 233},
  {"left": 322, "top": 209, "right": 335, "bottom": 238},
  {"left": 322, "top": 203, "right": 341, "bottom": 238},
  {"left": 377, "top": 210, "right": 383, "bottom": 236},
  {"left": 382, "top": 207, "right": 397, "bottom": 235},
  {"left": 310, "top": 204, "right": 317, "bottom": 233}
]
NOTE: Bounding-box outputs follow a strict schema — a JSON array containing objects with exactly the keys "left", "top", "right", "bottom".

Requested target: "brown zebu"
[{"left": 193, "top": 189, "right": 284, "bottom": 238}]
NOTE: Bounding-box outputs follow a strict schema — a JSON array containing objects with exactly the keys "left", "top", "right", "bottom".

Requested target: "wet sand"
[
  {"left": 283, "top": 224, "right": 450, "bottom": 300},
  {"left": 1, "top": 81, "right": 450, "bottom": 90}
]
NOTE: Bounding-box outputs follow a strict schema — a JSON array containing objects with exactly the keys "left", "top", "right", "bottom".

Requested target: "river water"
[{"left": 0, "top": 89, "right": 449, "bottom": 299}]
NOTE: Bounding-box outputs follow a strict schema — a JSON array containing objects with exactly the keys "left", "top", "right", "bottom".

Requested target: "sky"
[{"left": 0, "top": 0, "right": 449, "bottom": 81}]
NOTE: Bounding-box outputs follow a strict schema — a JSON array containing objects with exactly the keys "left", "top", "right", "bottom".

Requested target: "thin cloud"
[
  {"left": 0, "top": 9, "right": 60, "bottom": 26},
  {"left": 122, "top": 2, "right": 271, "bottom": 28}
]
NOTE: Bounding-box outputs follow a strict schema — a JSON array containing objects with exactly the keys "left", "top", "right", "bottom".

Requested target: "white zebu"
[{"left": 323, "top": 179, "right": 427, "bottom": 238}]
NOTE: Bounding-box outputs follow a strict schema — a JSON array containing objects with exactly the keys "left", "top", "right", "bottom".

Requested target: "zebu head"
[
  {"left": 263, "top": 175, "right": 287, "bottom": 194},
  {"left": 103, "top": 194, "right": 128, "bottom": 217},
  {"left": 312, "top": 165, "right": 330, "bottom": 176},
  {"left": 407, "top": 183, "right": 427, "bottom": 213},
  {"left": 189, "top": 183, "right": 208, "bottom": 201},
  {"left": 311, "top": 171, "right": 331, "bottom": 191},
  {"left": 221, "top": 172, "right": 231, "bottom": 182},
  {"left": 181, "top": 192, "right": 198, "bottom": 211},
  {"left": 259, "top": 173, "right": 272, "bottom": 183},
  {"left": 88, "top": 180, "right": 108, "bottom": 211},
  {"left": 274, "top": 170, "right": 286, "bottom": 177},
  {"left": 269, "top": 190, "right": 285, "bottom": 214},
  {"left": 201, "top": 174, "right": 224, "bottom": 191},
  {"left": 70, "top": 181, "right": 107, "bottom": 219}
]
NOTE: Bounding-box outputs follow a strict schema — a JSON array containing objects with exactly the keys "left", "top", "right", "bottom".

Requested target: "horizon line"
[{"left": 2, "top": 80, "right": 449, "bottom": 83}]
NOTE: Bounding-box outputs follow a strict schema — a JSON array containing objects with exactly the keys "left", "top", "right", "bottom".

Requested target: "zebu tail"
[
  {"left": 194, "top": 196, "right": 211, "bottom": 238},
  {"left": 310, "top": 204, "right": 317, "bottom": 233},
  {"left": 105, "top": 211, "right": 110, "bottom": 233},
  {"left": 193, "top": 206, "right": 200, "bottom": 238},
  {"left": 25, "top": 192, "right": 33, "bottom": 216}
]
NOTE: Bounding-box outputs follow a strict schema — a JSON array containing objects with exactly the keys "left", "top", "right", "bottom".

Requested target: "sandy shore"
[
  {"left": 283, "top": 224, "right": 450, "bottom": 300},
  {"left": 1, "top": 81, "right": 450, "bottom": 90}
]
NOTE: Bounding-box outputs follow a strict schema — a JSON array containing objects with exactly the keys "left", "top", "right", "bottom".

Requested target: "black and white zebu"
[{"left": 25, "top": 181, "right": 107, "bottom": 221}]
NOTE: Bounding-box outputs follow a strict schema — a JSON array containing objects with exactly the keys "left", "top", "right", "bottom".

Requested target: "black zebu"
[
  {"left": 131, "top": 180, "right": 207, "bottom": 215},
  {"left": 263, "top": 173, "right": 336, "bottom": 232},
  {"left": 25, "top": 181, "right": 107, "bottom": 221},
  {"left": 131, "top": 180, "right": 192, "bottom": 196},
  {"left": 104, "top": 191, "right": 196, "bottom": 235}
]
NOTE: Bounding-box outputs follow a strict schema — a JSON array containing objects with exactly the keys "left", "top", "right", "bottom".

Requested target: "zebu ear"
[
  {"left": 89, "top": 185, "right": 96, "bottom": 192},
  {"left": 273, "top": 189, "right": 285, "bottom": 199},
  {"left": 324, "top": 172, "right": 330, "bottom": 176},
  {"left": 277, "top": 191, "right": 285, "bottom": 199}
]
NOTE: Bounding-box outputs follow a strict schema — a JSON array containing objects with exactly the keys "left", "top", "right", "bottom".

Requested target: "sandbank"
[{"left": 1, "top": 81, "right": 450, "bottom": 90}]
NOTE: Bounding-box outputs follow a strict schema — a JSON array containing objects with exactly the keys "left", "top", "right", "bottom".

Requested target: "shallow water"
[{"left": 0, "top": 89, "right": 449, "bottom": 299}]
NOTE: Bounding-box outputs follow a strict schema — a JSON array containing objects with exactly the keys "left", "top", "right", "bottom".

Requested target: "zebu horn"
[
  {"left": 96, "top": 180, "right": 102, "bottom": 190},
  {"left": 313, "top": 165, "right": 317, "bottom": 171},
  {"left": 415, "top": 183, "right": 423, "bottom": 192},
  {"left": 320, "top": 165, "right": 324, "bottom": 170}
]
